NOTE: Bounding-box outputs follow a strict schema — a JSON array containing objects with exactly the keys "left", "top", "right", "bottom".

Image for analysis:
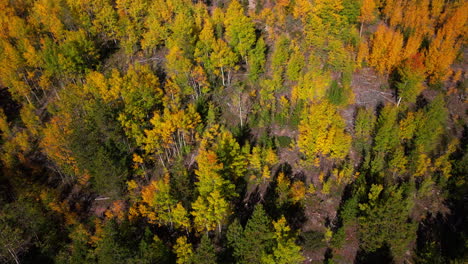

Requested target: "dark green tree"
[{"left": 192, "top": 235, "right": 217, "bottom": 264}]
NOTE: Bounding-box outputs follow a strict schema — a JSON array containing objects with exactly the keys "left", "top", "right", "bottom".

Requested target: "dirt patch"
[
  {"left": 333, "top": 223, "right": 360, "bottom": 264},
  {"left": 351, "top": 68, "right": 395, "bottom": 107}
]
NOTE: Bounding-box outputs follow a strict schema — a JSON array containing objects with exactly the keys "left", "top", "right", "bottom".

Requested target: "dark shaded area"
[{"left": 356, "top": 244, "right": 393, "bottom": 264}]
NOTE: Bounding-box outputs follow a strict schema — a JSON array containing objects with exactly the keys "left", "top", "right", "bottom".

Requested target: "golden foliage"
[
  {"left": 298, "top": 101, "right": 351, "bottom": 162},
  {"left": 369, "top": 24, "right": 404, "bottom": 74}
]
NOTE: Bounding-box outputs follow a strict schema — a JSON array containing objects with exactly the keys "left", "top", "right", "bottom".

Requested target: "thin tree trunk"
[
  {"left": 360, "top": 22, "right": 364, "bottom": 38},
  {"left": 8, "top": 248, "right": 20, "bottom": 264},
  {"left": 239, "top": 93, "right": 243, "bottom": 127},
  {"left": 221, "top": 67, "right": 225, "bottom": 86}
]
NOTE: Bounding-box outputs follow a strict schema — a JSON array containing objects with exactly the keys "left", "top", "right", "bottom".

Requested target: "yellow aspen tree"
[
  {"left": 0, "top": 108, "right": 11, "bottom": 137},
  {"left": 224, "top": 0, "right": 256, "bottom": 61},
  {"left": 369, "top": 24, "right": 404, "bottom": 74},
  {"left": 359, "top": 0, "right": 376, "bottom": 37},
  {"left": 191, "top": 146, "right": 233, "bottom": 233},
  {"left": 298, "top": 101, "right": 351, "bottom": 163},
  {"left": 174, "top": 236, "right": 194, "bottom": 264}
]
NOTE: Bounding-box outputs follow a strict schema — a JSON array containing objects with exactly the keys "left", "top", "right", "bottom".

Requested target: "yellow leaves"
[
  {"left": 48, "top": 199, "right": 78, "bottom": 225},
  {"left": 136, "top": 173, "right": 190, "bottom": 228},
  {"left": 273, "top": 216, "right": 290, "bottom": 239},
  {"left": 129, "top": 204, "right": 140, "bottom": 220},
  {"left": 127, "top": 180, "right": 138, "bottom": 191},
  {"left": 192, "top": 131, "right": 239, "bottom": 233},
  {"left": 0, "top": 40, "right": 24, "bottom": 94},
  {"left": 0, "top": 108, "right": 10, "bottom": 137},
  {"left": 369, "top": 24, "right": 404, "bottom": 74},
  {"left": 166, "top": 45, "right": 192, "bottom": 80},
  {"left": 265, "top": 147, "right": 279, "bottom": 165},
  {"left": 321, "top": 179, "right": 332, "bottom": 195},
  {"left": 20, "top": 104, "right": 40, "bottom": 136},
  {"left": 163, "top": 79, "right": 183, "bottom": 109},
  {"left": 276, "top": 172, "right": 291, "bottom": 205},
  {"left": 131, "top": 174, "right": 190, "bottom": 230},
  {"left": 141, "top": 180, "right": 157, "bottom": 207},
  {"left": 332, "top": 164, "right": 354, "bottom": 185},
  {"left": 109, "top": 64, "right": 163, "bottom": 145},
  {"left": 77, "top": 172, "right": 91, "bottom": 185},
  {"left": 191, "top": 65, "right": 210, "bottom": 94},
  {"left": 191, "top": 190, "right": 230, "bottom": 233},
  {"left": 262, "top": 165, "right": 271, "bottom": 181},
  {"left": 307, "top": 183, "right": 316, "bottom": 194},
  {"left": 173, "top": 202, "right": 191, "bottom": 230},
  {"left": 290, "top": 181, "right": 306, "bottom": 203},
  {"left": 191, "top": 196, "right": 211, "bottom": 232},
  {"left": 195, "top": 147, "right": 225, "bottom": 196},
  {"left": 324, "top": 227, "right": 333, "bottom": 243},
  {"left": 141, "top": 2, "right": 169, "bottom": 49},
  {"left": 174, "top": 236, "right": 194, "bottom": 264},
  {"left": 107, "top": 69, "right": 123, "bottom": 101},
  {"left": 211, "top": 39, "right": 237, "bottom": 71},
  {"left": 105, "top": 200, "right": 126, "bottom": 221},
  {"left": 359, "top": 0, "right": 376, "bottom": 24},
  {"left": 250, "top": 146, "right": 262, "bottom": 171},
  {"left": 433, "top": 138, "right": 459, "bottom": 179},
  {"left": 41, "top": 114, "right": 76, "bottom": 173},
  {"left": 133, "top": 153, "right": 144, "bottom": 165},
  {"left": 298, "top": 101, "right": 351, "bottom": 162},
  {"left": 414, "top": 154, "right": 432, "bottom": 177},
  {"left": 32, "top": 0, "right": 65, "bottom": 39},
  {"left": 69, "top": 223, "right": 91, "bottom": 246},
  {"left": 430, "top": 0, "right": 444, "bottom": 20},
  {"left": 389, "top": 146, "right": 408, "bottom": 175},
  {"left": 424, "top": 2, "right": 468, "bottom": 83},
  {"left": 264, "top": 215, "right": 304, "bottom": 264},
  {"left": 249, "top": 145, "right": 278, "bottom": 184},
  {"left": 85, "top": 71, "right": 116, "bottom": 103},
  {"left": 399, "top": 112, "right": 417, "bottom": 141},
  {"left": 183, "top": 104, "right": 202, "bottom": 132},
  {"left": 279, "top": 95, "right": 289, "bottom": 110},
  {"left": 402, "top": 33, "right": 423, "bottom": 60},
  {"left": 23, "top": 41, "right": 41, "bottom": 68},
  {"left": 367, "top": 184, "right": 383, "bottom": 208},
  {"left": 292, "top": 0, "right": 313, "bottom": 22},
  {"left": 143, "top": 98, "right": 200, "bottom": 161},
  {"left": 90, "top": 218, "right": 104, "bottom": 246},
  {"left": 292, "top": 70, "right": 331, "bottom": 104},
  {"left": 195, "top": 18, "right": 215, "bottom": 59}
]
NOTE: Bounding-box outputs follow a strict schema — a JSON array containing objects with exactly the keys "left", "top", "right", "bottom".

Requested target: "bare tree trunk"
[
  {"left": 8, "top": 248, "right": 20, "bottom": 264},
  {"left": 397, "top": 96, "right": 402, "bottom": 107},
  {"left": 159, "top": 154, "right": 166, "bottom": 168},
  {"left": 221, "top": 67, "right": 225, "bottom": 86},
  {"left": 239, "top": 93, "right": 243, "bottom": 127},
  {"left": 360, "top": 22, "right": 364, "bottom": 38}
]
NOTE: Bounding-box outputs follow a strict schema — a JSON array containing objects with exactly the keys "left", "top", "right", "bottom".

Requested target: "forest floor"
[
  {"left": 301, "top": 67, "right": 394, "bottom": 263},
  {"left": 342, "top": 67, "right": 394, "bottom": 130}
]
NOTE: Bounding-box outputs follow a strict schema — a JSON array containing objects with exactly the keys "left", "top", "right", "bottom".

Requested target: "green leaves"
[
  {"left": 227, "top": 204, "right": 275, "bottom": 264},
  {"left": 224, "top": 0, "right": 256, "bottom": 60},
  {"left": 358, "top": 186, "right": 417, "bottom": 259},
  {"left": 262, "top": 216, "right": 304, "bottom": 264}
]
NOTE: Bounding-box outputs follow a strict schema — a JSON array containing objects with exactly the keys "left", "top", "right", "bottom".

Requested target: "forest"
[{"left": 0, "top": 0, "right": 466, "bottom": 263}]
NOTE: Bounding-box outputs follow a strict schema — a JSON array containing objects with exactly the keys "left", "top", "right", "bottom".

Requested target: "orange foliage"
[
  {"left": 369, "top": 24, "right": 404, "bottom": 74},
  {"left": 41, "top": 114, "right": 76, "bottom": 171},
  {"left": 290, "top": 181, "right": 306, "bottom": 203},
  {"left": 105, "top": 200, "right": 126, "bottom": 221},
  {"left": 90, "top": 218, "right": 104, "bottom": 246},
  {"left": 425, "top": 2, "right": 467, "bottom": 83}
]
